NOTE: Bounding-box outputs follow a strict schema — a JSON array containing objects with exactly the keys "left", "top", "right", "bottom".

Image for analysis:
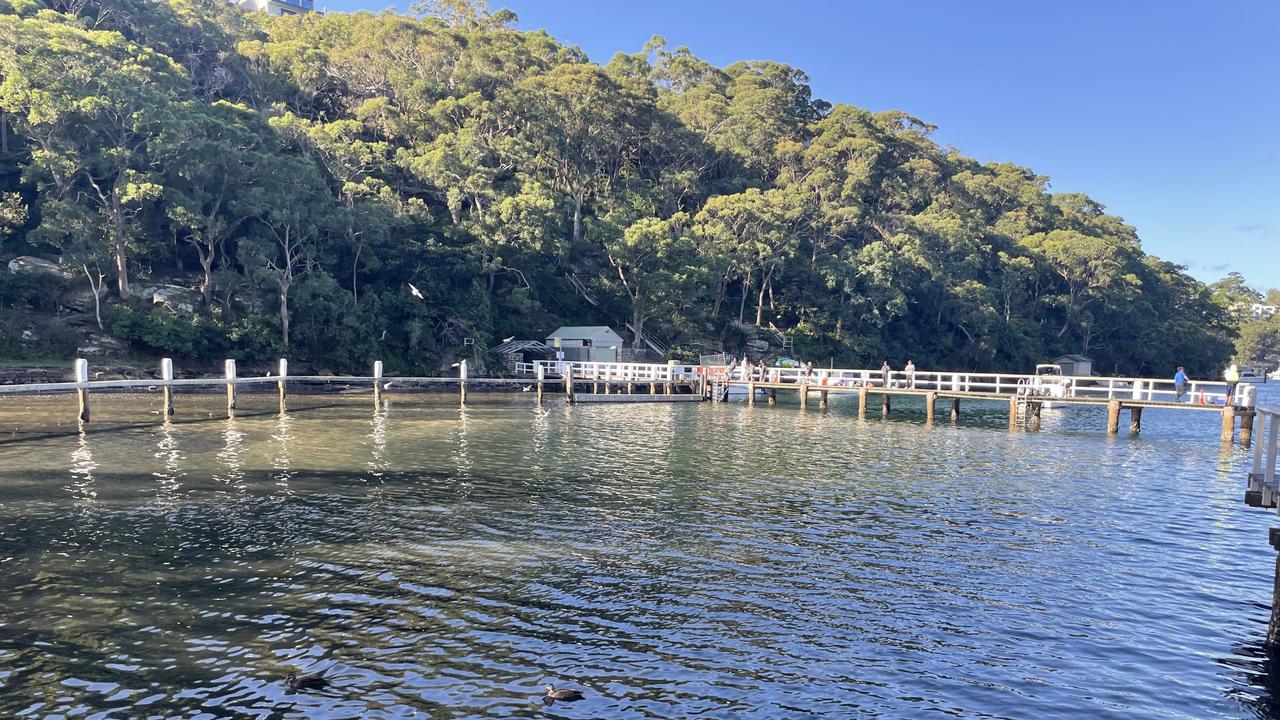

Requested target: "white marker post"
[
  {"left": 74, "top": 358, "right": 90, "bottom": 423},
  {"left": 161, "top": 357, "right": 174, "bottom": 418}
]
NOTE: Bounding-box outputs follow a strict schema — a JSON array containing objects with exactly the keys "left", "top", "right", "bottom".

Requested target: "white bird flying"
[{"left": 408, "top": 283, "right": 424, "bottom": 300}]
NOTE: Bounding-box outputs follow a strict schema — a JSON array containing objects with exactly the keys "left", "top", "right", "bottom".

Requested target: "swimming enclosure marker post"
[
  {"left": 536, "top": 363, "right": 545, "bottom": 404},
  {"left": 74, "top": 358, "right": 89, "bottom": 423},
  {"left": 277, "top": 358, "right": 288, "bottom": 412},
  {"left": 373, "top": 360, "right": 383, "bottom": 406},
  {"left": 160, "top": 358, "right": 174, "bottom": 418},
  {"left": 224, "top": 359, "right": 237, "bottom": 416},
  {"left": 459, "top": 359, "right": 468, "bottom": 407}
]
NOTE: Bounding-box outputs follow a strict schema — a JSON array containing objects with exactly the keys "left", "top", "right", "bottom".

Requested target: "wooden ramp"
[{"left": 572, "top": 393, "right": 703, "bottom": 404}]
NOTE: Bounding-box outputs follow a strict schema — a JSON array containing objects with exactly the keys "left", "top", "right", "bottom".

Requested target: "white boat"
[
  {"left": 1240, "top": 367, "right": 1267, "bottom": 384},
  {"left": 1028, "top": 364, "right": 1073, "bottom": 408}
]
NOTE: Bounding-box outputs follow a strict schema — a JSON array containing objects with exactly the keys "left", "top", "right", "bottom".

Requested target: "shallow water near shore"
[{"left": 1, "top": 384, "right": 1279, "bottom": 719}]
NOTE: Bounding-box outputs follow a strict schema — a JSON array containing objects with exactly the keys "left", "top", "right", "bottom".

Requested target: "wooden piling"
[
  {"left": 748, "top": 381, "right": 756, "bottom": 407},
  {"left": 950, "top": 397, "right": 960, "bottom": 422},
  {"left": 925, "top": 392, "right": 936, "bottom": 423},
  {"left": 1129, "top": 406, "right": 1143, "bottom": 434},
  {"left": 819, "top": 389, "right": 828, "bottom": 409},
  {"left": 564, "top": 364, "right": 576, "bottom": 403},
  {"left": 277, "top": 358, "right": 288, "bottom": 412},
  {"left": 1030, "top": 401, "right": 1042, "bottom": 430},
  {"left": 882, "top": 392, "right": 890, "bottom": 416},
  {"left": 1269, "top": 552, "right": 1280, "bottom": 647},
  {"left": 1008, "top": 396, "right": 1019, "bottom": 427},
  {"left": 858, "top": 387, "right": 868, "bottom": 419},
  {"left": 74, "top": 358, "right": 90, "bottom": 423},
  {"left": 459, "top": 359, "right": 468, "bottom": 407},
  {"left": 1241, "top": 410, "right": 1255, "bottom": 446},
  {"left": 1106, "top": 400, "right": 1121, "bottom": 434},
  {"left": 799, "top": 382, "right": 809, "bottom": 409},
  {"left": 1221, "top": 404, "right": 1236, "bottom": 443},
  {"left": 160, "top": 357, "right": 174, "bottom": 418},
  {"left": 650, "top": 381, "right": 656, "bottom": 395},
  {"left": 224, "top": 359, "right": 237, "bottom": 416},
  {"left": 768, "top": 387, "right": 777, "bottom": 405},
  {"left": 373, "top": 360, "right": 383, "bottom": 406}
]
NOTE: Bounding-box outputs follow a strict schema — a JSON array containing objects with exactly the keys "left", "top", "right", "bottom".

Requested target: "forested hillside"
[{"left": 0, "top": 0, "right": 1237, "bottom": 375}]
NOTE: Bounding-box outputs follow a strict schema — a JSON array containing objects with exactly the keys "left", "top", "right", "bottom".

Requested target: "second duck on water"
[{"left": 544, "top": 684, "right": 584, "bottom": 701}]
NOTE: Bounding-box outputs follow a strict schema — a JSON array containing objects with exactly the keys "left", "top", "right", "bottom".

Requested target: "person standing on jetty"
[
  {"left": 881, "top": 359, "right": 892, "bottom": 387},
  {"left": 904, "top": 360, "right": 917, "bottom": 389},
  {"left": 1224, "top": 364, "right": 1240, "bottom": 405},
  {"left": 1173, "top": 366, "right": 1188, "bottom": 402}
]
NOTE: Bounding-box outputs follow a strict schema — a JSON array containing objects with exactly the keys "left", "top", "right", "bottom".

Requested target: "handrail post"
[
  {"left": 224, "top": 359, "right": 237, "bottom": 416},
  {"left": 373, "top": 360, "right": 383, "bottom": 406},
  {"left": 160, "top": 357, "right": 174, "bottom": 418},
  {"left": 74, "top": 358, "right": 90, "bottom": 423},
  {"left": 459, "top": 359, "right": 468, "bottom": 407},
  {"left": 1253, "top": 413, "right": 1266, "bottom": 476},
  {"left": 277, "top": 358, "right": 288, "bottom": 413},
  {"left": 1267, "top": 414, "right": 1278, "bottom": 488}
]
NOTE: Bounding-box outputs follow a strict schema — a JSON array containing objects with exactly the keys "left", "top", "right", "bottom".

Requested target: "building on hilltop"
[
  {"left": 1228, "top": 302, "right": 1278, "bottom": 319},
  {"left": 234, "top": 0, "right": 314, "bottom": 16}
]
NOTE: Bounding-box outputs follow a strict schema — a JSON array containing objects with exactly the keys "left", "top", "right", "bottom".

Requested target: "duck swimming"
[
  {"left": 285, "top": 668, "right": 330, "bottom": 692},
  {"left": 544, "top": 684, "right": 584, "bottom": 701}
]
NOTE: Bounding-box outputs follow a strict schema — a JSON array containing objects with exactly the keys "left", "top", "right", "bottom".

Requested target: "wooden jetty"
[
  {"left": 1241, "top": 406, "right": 1280, "bottom": 644},
  {"left": 0, "top": 357, "right": 1259, "bottom": 445}
]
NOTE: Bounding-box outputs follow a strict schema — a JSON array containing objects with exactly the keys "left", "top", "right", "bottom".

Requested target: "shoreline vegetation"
[{"left": 0, "top": 0, "right": 1263, "bottom": 379}]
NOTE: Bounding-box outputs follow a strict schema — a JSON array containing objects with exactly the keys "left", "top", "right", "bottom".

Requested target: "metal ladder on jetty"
[{"left": 1014, "top": 380, "right": 1033, "bottom": 425}]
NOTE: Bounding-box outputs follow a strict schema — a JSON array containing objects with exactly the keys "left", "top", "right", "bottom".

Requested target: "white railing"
[
  {"left": 518, "top": 361, "right": 1246, "bottom": 407},
  {"left": 515, "top": 360, "right": 700, "bottom": 384},
  {"left": 1250, "top": 407, "right": 1280, "bottom": 505}
]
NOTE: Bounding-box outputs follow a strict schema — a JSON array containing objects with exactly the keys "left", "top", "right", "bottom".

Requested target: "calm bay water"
[{"left": 1, "top": 384, "right": 1279, "bottom": 719}]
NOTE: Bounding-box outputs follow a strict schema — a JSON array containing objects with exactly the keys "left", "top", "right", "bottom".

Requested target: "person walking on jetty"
[
  {"left": 881, "top": 360, "right": 892, "bottom": 388},
  {"left": 1224, "top": 364, "right": 1240, "bottom": 405},
  {"left": 1173, "top": 366, "right": 1188, "bottom": 402},
  {"left": 904, "top": 360, "right": 917, "bottom": 389}
]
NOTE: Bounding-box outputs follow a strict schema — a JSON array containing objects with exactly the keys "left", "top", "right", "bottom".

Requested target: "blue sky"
[{"left": 321, "top": 0, "right": 1280, "bottom": 291}]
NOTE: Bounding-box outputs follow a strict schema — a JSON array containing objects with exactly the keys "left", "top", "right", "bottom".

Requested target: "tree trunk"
[
  {"left": 1, "top": 112, "right": 8, "bottom": 154},
  {"left": 712, "top": 274, "right": 728, "bottom": 318},
  {"left": 110, "top": 188, "right": 130, "bottom": 299},
  {"left": 82, "top": 264, "right": 103, "bottom": 330},
  {"left": 351, "top": 242, "right": 361, "bottom": 304},
  {"left": 632, "top": 306, "right": 646, "bottom": 349},
  {"left": 754, "top": 266, "right": 774, "bottom": 327},
  {"left": 280, "top": 282, "right": 290, "bottom": 348},
  {"left": 738, "top": 269, "right": 752, "bottom": 324},
  {"left": 571, "top": 191, "right": 584, "bottom": 249}
]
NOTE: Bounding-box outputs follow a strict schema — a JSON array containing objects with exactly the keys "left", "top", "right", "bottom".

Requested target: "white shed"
[
  {"left": 1054, "top": 354, "right": 1094, "bottom": 377},
  {"left": 546, "top": 326, "right": 625, "bottom": 362}
]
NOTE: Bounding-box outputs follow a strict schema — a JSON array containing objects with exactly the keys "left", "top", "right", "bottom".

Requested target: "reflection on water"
[{"left": 0, "top": 387, "right": 1277, "bottom": 719}]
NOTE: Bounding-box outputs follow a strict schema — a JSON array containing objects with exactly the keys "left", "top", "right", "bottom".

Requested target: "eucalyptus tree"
[{"left": 0, "top": 12, "right": 189, "bottom": 298}]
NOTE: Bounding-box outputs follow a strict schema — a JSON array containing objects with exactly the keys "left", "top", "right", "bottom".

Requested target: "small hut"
[
  {"left": 491, "top": 339, "right": 552, "bottom": 373},
  {"left": 546, "top": 326, "right": 625, "bottom": 362},
  {"left": 1055, "top": 354, "right": 1094, "bottom": 377}
]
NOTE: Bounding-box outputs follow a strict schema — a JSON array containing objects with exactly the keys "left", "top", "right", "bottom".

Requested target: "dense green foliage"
[{"left": 0, "top": 0, "right": 1238, "bottom": 375}]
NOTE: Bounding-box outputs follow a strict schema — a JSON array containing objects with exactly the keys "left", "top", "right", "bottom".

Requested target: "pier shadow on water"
[{"left": 0, "top": 391, "right": 1277, "bottom": 718}]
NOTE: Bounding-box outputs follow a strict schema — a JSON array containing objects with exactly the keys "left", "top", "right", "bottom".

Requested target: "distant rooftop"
[{"left": 234, "top": 0, "right": 314, "bottom": 16}]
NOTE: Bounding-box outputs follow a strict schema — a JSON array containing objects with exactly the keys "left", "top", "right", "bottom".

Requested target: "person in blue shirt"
[{"left": 1173, "top": 366, "right": 1188, "bottom": 402}]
